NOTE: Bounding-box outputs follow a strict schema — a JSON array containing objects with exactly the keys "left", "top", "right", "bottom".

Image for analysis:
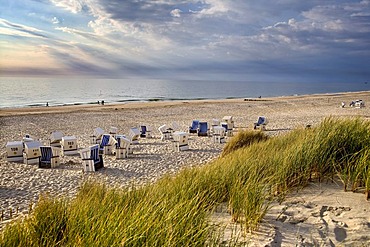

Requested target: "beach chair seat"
[
  {"left": 129, "top": 127, "right": 141, "bottom": 144},
  {"left": 49, "top": 131, "right": 63, "bottom": 147},
  {"left": 140, "top": 125, "right": 152, "bottom": 138},
  {"left": 158, "top": 124, "right": 171, "bottom": 141},
  {"left": 39, "top": 146, "right": 61, "bottom": 169},
  {"left": 172, "top": 131, "right": 189, "bottom": 151},
  {"left": 189, "top": 120, "right": 199, "bottom": 134},
  {"left": 23, "top": 141, "right": 42, "bottom": 164},
  {"left": 115, "top": 135, "right": 131, "bottom": 159},
  {"left": 99, "top": 134, "right": 117, "bottom": 155},
  {"left": 198, "top": 122, "right": 209, "bottom": 137},
  {"left": 91, "top": 127, "right": 104, "bottom": 144},
  {"left": 254, "top": 116, "right": 268, "bottom": 130},
  {"left": 80, "top": 144, "right": 104, "bottom": 172},
  {"left": 213, "top": 126, "right": 226, "bottom": 143},
  {"left": 6, "top": 141, "right": 24, "bottom": 162},
  {"left": 61, "top": 136, "right": 78, "bottom": 155}
]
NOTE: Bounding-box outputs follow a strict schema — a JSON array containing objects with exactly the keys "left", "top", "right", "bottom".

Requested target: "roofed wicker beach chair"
[
  {"left": 129, "top": 127, "right": 141, "bottom": 144},
  {"left": 115, "top": 135, "right": 131, "bottom": 159},
  {"left": 91, "top": 127, "right": 104, "bottom": 144},
  {"left": 49, "top": 131, "right": 63, "bottom": 147},
  {"left": 158, "top": 124, "right": 171, "bottom": 141},
  {"left": 23, "top": 141, "right": 42, "bottom": 165},
  {"left": 254, "top": 116, "right": 268, "bottom": 130},
  {"left": 221, "top": 116, "right": 234, "bottom": 137},
  {"left": 61, "top": 135, "right": 78, "bottom": 155},
  {"left": 213, "top": 126, "right": 226, "bottom": 143},
  {"left": 211, "top": 118, "right": 220, "bottom": 133},
  {"left": 39, "top": 146, "right": 61, "bottom": 169},
  {"left": 222, "top": 116, "right": 234, "bottom": 129},
  {"left": 6, "top": 141, "right": 24, "bottom": 162},
  {"left": 109, "top": 126, "right": 118, "bottom": 138},
  {"left": 172, "top": 131, "right": 189, "bottom": 151},
  {"left": 99, "top": 134, "right": 117, "bottom": 155},
  {"left": 198, "top": 121, "right": 209, "bottom": 137},
  {"left": 80, "top": 144, "right": 103, "bottom": 172},
  {"left": 189, "top": 120, "right": 199, "bottom": 134},
  {"left": 140, "top": 125, "right": 152, "bottom": 138}
]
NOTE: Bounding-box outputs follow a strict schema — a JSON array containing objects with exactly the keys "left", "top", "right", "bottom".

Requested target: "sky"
[{"left": 0, "top": 0, "right": 370, "bottom": 82}]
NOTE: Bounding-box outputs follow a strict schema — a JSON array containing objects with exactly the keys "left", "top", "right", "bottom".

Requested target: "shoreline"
[{"left": 1, "top": 90, "right": 369, "bottom": 117}]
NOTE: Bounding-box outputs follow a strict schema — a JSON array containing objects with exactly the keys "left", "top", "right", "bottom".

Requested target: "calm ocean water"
[{"left": 0, "top": 77, "right": 369, "bottom": 108}]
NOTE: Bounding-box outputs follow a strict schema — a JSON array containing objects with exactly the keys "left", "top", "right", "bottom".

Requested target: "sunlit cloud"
[{"left": 0, "top": 0, "right": 369, "bottom": 81}]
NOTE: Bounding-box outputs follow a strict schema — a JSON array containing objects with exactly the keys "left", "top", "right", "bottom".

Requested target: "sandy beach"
[{"left": 1, "top": 91, "right": 370, "bottom": 245}]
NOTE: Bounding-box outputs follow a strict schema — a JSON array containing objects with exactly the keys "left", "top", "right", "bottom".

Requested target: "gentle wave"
[{"left": 1, "top": 77, "right": 369, "bottom": 109}]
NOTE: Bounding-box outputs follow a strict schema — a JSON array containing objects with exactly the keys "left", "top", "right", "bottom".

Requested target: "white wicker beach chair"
[
  {"left": 23, "top": 141, "right": 42, "bottom": 164},
  {"left": 115, "top": 135, "right": 131, "bottom": 159},
  {"left": 172, "top": 131, "right": 189, "bottom": 151},
  {"left": 158, "top": 124, "right": 171, "bottom": 141},
  {"left": 6, "top": 141, "right": 24, "bottom": 162},
  {"left": 61, "top": 136, "right": 78, "bottom": 155},
  {"left": 129, "top": 127, "right": 141, "bottom": 144},
  {"left": 213, "top": 126, "right": 226, "bottom": 143},
  {"left": 91, "top": 127, "right": 104, "bottom": 144},
  {"left": 80, "top": 144, "right": 104, "bottom": 172},
  {"left": 254, "top": 116, "right": 268, "bottom": 130},
  {"left": 49, "top": 131, "right": 63, "bottom": 147}
]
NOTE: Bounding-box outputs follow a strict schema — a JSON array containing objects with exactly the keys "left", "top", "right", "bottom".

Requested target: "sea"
[{"left": 0, "top": 77, "right": 369, "bottom": 108}]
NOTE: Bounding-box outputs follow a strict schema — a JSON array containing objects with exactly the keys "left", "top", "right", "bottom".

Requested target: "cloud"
[
  {"left": 170, "top": 9, "right": 182, "bottom": 18},
  {"left": 49, "top": 0, "right": 89, "bottom": 14},
  {"left": 1, "top": 0, "right": 370, "bottom": 82},
  {"left": 52, "top": 17, "right": 60, "bottom": 24},
  {"left": 0, "top": 18, "right": 48, "bottom": 38}
]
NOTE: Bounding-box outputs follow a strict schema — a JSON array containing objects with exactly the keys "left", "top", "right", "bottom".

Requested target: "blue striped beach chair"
[
  {"left": 254, "top": 116, "right": 268, "bottom": 130},
  {"left": 39, "top": 146, "right": 61, "bottom": 169},
  {"left": 80, "top": 144, "right": 104, "bottom": 172},
  {"left": 189, "top": 120, "right": 199, "bottom": 134},
  {"left": 198, "top": 122, "right": 209, "bottom": 136},
  {"left": 140, "top": 125, "right": 152, "bottom": 138},
  {"left": 99, "top": 134, "right": 116, "bottom": 155}
]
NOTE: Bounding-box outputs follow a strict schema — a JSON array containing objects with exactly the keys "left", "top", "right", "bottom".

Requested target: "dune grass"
[{"left": 1, "top": 117, "right": 370, "bottom": 246}]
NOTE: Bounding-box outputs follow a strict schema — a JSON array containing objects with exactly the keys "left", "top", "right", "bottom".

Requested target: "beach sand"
[{"left": 1, "top": 91, "right": 370, "bottom": 245}]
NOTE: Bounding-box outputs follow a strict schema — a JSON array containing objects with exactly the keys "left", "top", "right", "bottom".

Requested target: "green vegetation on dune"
[{"left": 1, "top": 117, "right": 370, "bottom": 246}]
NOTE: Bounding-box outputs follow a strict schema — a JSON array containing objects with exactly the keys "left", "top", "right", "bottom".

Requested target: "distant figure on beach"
[
  {"left": 46, "top": 102, "right": 49, "bottom": 107},
  {"left": 341, "top": 102, "right": 345, "bottom": 108},
  {"left": 97, "top": 100, "right": 100, "bottom": 105},
  {"left": 101, "top": 100, "right": 105, "bottom": 105}
]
